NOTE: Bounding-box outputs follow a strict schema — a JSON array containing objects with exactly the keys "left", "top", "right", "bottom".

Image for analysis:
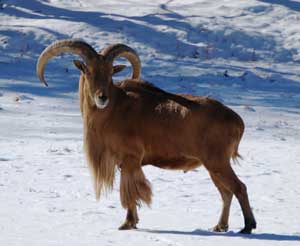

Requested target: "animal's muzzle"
[{"left": 94, "top": 93, "right": 109, "bottom": 109}]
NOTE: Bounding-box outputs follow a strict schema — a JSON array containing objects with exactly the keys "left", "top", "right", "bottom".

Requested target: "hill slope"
[{"left": 0, "top": 1, "right": 300, "bottom": 245}]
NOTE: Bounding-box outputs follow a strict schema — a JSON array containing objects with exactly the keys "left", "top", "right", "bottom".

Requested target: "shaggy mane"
[{"left": 84, "top": 128, "right": 117, "bottom": 200}]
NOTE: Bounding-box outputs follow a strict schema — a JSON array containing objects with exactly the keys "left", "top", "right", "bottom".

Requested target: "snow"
[{"left": 1, "top": 0, "right": 300, "bottom": 245}]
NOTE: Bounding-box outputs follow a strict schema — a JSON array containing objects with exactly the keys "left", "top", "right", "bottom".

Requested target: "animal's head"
[{"left": 37, "top": 39, "right": 141, "bottom": 109}]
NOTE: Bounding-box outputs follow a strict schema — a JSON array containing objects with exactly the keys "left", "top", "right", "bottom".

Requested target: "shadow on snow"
[
  {"left": 258, "top": 0, "right": 300, "bottom": 12},
  {"left": 138, "top": 228, "right": 300, "bottom": 241},
  {"left": 0, "top": 0, "right": 299, "bottom": 107}
]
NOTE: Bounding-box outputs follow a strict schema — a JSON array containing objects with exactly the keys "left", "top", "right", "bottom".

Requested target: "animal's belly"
[{"left": 143, "top": 156, "right": 202, "bottom": 171}]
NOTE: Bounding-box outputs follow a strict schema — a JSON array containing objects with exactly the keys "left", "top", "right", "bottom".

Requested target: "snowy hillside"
[{"left": 0, "top": 0, "right": 300, "bottom": 245}]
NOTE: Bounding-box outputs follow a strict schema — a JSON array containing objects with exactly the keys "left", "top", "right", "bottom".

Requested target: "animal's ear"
[
  {"left": 113, "top": 65, "right": 126, "bottom": 75},
  {"left": 73, "top": 60, "right": 87, "bottom": 73}
]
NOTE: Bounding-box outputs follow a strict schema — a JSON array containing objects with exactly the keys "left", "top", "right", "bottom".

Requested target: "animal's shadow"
[{"left": 138, "top": 228, "right": 300, "bottom": 241}]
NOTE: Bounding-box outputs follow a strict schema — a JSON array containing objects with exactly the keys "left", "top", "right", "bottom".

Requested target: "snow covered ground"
[{"left": 0, "top": 0, "right": 300, "bottom": 245}]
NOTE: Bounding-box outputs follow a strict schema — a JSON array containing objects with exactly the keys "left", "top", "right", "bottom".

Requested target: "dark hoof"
[
  {"left": 118, "top": 222, "right": 137, "bottom": 230},
  {"left": 239, "top": 219, "right": 257, "bottom": 234},
  {"left": 212, "top": 224, "right": 229, "bottom": 232},
  {"left": 239, "top": 227, "right": 252, "bottom": 234}
]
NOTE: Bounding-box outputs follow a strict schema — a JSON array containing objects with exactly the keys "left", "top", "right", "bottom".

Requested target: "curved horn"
[
  {"left": 36, "top": 39, "right": 98, "bottom": 86},
  {"left": 101, "top": 44, "right": 141, "bottom": 80}
]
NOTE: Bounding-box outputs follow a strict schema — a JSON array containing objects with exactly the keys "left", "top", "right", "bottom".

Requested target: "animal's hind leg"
[
  {"left": 119, "top": 157, "right": 152, "bottom": 230},
  {"left": 209, "top": 173, "right": 233, "bottom": 232},
  {"left": 208, "top": 164, "right": 256, "bottom": 234}
]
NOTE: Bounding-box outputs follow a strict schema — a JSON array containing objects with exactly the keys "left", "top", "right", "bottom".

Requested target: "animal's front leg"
[
  {"left": 118, "top": 157, "right": 152, "bottom": 230},
  {"left": 119, "top": 205, "right": 139, "bottom": 230}
]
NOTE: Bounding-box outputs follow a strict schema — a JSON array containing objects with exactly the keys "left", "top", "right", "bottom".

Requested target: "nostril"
[{"left": 99, "top": 95, "right": 107, "bottom": 101}]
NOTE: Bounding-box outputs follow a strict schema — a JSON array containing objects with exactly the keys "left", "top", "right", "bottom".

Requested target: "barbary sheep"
[{"left": 37, "top": 39, "right": 256, "bottom": 233}]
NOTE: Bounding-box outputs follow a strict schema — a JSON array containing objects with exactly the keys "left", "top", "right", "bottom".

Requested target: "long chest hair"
[{"left": 84, "top": 120, "right": 117, "bottom": 200}]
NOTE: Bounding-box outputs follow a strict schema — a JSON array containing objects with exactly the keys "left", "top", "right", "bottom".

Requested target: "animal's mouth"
[{"left": 95, "top": 95, "right": 109, "bottom": 109}]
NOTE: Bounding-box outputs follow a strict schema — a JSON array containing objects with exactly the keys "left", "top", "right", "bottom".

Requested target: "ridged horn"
[
  {"left": 36, "top": 39, "right": 98, "bottom": 86},
  {"left": 101, "top": 44, "right": 141, "bottom": 80}
]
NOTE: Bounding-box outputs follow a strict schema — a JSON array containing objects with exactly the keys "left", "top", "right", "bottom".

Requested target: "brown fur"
[
  {"left": 37, "top": 41, "right": 256, "bottom": 232},
  {"left": 75, "top": 54, "right": 256, "bottom": 233},
  {"left": 120, "top": 167, "right": 152, "bottom": 208}
]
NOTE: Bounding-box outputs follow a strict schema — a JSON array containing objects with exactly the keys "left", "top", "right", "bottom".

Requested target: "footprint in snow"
[
  {"left": 48, "top": 207, "right": 65, "bottom": 213},
  {"left": 47, "top": 147, "right": 73, "bottom": 155},
  {"left": 63, "top": 147, "right": 72, "bottom": 153},
  {"left": 48, "top": 191, "right": 61, "bottom": 198},
  {"left": 82, "top": 211, "right": 104, "bottom": 216},
  {"left": 243, "top": 105, "right": 256, "bottom": 112},
  {"left": 246, "top": 5, "right": 272, "bottom": 14},
  {"left": 64, "top": 174, "right": 72, "bottom": 179},
  {"left": 14, "top": 95, "right": 34, "bottom": 103}
]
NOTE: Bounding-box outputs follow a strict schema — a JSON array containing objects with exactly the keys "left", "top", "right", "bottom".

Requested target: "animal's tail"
[
  {"left": 232, "top": 111, "right": 245, "bottom": 165},
  {"left": 232, "top": 148, "right": 243, "bottom": 165},
  {"left": 231, "top": 134, "right": 243, "bottom": 165}
]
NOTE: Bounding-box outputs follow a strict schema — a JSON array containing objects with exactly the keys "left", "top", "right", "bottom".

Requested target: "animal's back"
[
  {"left": 115, "top": 79, "right": 244, "bottom": 165},
  {"left": 117, "top": 80, "right": 243, "bottom": 130}
]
